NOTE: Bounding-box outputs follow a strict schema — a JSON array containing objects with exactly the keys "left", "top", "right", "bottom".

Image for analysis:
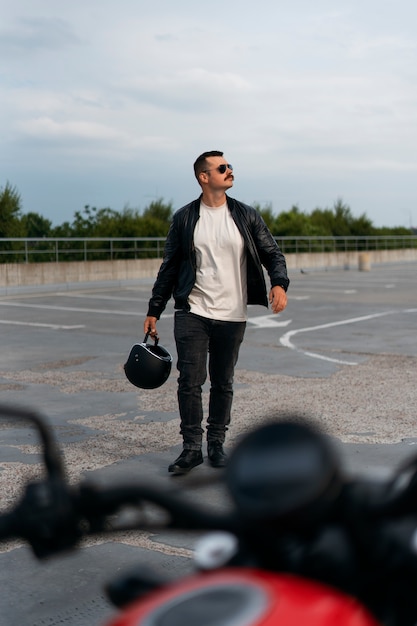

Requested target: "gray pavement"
[{"left": 0, "top": 261, "right": 416, "bottom": 625}]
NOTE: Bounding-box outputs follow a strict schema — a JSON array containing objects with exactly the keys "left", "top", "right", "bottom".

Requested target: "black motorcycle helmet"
[{"left": 124, "top": 334, "right": 172, "bottom": 390}]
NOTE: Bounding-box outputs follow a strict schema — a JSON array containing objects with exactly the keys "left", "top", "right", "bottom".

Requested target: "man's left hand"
[{"left": 269, "top": 286, "right": 287, "bottom": 314}]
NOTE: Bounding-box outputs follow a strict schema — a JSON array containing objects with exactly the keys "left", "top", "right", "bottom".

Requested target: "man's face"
[{"left": 203, "top": 156, "right": 234, "bottom": 190}]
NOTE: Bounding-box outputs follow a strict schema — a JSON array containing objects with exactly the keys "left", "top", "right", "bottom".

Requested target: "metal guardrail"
[
  {"left": 0, "top": 237, "right": 165, "bottom": 263},
  {"left": 275, "top": 235, "right": 417, "bottom": 254},
  {"left": 0, "top": 236, "right": 416, "bottom": 263}
]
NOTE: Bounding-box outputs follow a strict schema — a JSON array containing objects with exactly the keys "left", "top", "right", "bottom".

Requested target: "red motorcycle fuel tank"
[{"left": 105, "top": 568, "right": 381, "bottom": 626}]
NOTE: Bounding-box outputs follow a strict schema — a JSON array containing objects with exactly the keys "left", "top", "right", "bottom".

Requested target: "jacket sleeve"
[
  {"left": 146, "top": 216, "right": 182, "bottom": 319},
  {"left": 250, "top": 209, "right": 290, "bottom": 292}
]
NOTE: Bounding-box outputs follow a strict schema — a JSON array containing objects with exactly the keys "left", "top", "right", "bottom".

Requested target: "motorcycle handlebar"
[
  {"left": 2, "top": 402, "right": 417, "bottom": 573},
  {"left": 0, "top": 510, "right": 17, "bottom": 540},
  {"left": 0, "top": 402, "right": 233, "bottom": 557}
]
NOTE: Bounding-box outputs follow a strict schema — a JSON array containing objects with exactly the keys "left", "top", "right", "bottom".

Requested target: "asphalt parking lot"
[{"left": 0, "top": 261, "right": 416, "bottom": 625}]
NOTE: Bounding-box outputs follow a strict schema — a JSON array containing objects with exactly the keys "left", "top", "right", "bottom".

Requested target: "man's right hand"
[{"left": 144, "top": 316, "right": 158, "bottom": 337}]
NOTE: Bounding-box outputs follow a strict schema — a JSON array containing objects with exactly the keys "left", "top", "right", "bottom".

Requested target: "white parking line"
[
  {"left": 56, "top": 292, "right": 149, "bottom": 302},
  {"left": 279, "top": 311, "right": 397, "bottom": 365},
  {"left": 0, "top": 301, "right": 144, "bottom": 316},
  {"left": 0, "top": 301, "right": 175, "bottom": 318},
  {"left": 0, "top": 320, "right": 84, "bottom": 330},
  {"left": 0, "top": 301, "right": 294, "bottom": 325}
]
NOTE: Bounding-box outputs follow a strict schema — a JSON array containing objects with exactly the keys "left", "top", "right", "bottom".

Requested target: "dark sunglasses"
[{"left": 203, "top": 163, "right": 233, "bottom": 174}]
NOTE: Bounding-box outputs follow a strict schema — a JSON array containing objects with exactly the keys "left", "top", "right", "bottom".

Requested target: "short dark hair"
[{"left": 193, "top": 150, "right": 223, "bottom": 180}]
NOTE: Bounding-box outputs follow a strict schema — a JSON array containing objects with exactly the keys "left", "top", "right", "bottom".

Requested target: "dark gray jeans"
[{"left": 174, "top": 310, "right": 246, "bottom": 450}]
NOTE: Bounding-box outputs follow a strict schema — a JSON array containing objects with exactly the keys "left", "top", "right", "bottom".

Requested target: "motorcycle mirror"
[
  {"left": 0, "top": 403, "right": 66, "bottom": 481},
  {"left": 225, "top": 419, "right": 343, "bottom": 529}
]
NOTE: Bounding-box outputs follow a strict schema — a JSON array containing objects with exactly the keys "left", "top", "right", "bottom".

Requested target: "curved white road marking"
[{"left": 280, "top": 311, "right": 397, "bottom": 366}]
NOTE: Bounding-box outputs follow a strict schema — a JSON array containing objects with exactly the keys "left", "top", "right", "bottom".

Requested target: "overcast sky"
[{"left": 1, "top": 0, "right": 416, "bottom": 228}]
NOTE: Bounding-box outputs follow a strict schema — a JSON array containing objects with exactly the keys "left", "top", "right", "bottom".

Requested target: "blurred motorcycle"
[{"left": 2, "top": 403, "right": 417, "bottom": 626}]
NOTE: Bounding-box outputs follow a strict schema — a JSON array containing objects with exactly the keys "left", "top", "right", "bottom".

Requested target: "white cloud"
[
  {"left": 17, "top": 117, "right": 124, "bottom": 142},
  {"left": 1, "top": 0, "right": 417, "bottom": 227},
  {"left": 0, "top": 16, "right": 81, "bottom": 53}
]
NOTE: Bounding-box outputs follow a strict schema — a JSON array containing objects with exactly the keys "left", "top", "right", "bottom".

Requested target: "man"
[{"left": 144, "top": 150, "right": 289, "bottom": 475}]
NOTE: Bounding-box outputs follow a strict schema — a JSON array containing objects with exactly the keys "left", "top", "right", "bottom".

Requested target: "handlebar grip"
[{"left": 0, "top": 511, "right": 18, "bottom": 541}]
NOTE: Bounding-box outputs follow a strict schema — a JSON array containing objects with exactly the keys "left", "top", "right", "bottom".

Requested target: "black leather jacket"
[{"left": 147, "top": 195, "right": 289, "bottom": 319}]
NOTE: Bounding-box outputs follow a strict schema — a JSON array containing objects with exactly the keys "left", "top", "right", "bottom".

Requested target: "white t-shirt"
[{"left": 188, "top": 201, "right": 247, "bottom": 321}]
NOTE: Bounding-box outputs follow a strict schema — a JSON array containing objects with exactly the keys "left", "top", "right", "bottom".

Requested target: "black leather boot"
[
  {"left": 208, "top": 442, "right": 227, "bottom": 468},
  {"left": 168, "top": 449, "right": 203, "bottom": 475}
]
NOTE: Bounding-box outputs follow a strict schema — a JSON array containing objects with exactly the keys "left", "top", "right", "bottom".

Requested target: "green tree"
[
  {"left": 101, "top": 201, "right": 170, "bottom": 258},
  {"left": 70, "top": 205, "right": 100, "bottom": 237},
  {"left": 140, "top": 199, "right": 173, "bottom": 238},
  {"left": 374, "top": 225, "right": 411, "bottom": 236},
  {"left": 142, "top": 198, "right": 173, "bottom": 226},
  {"left": 310, "top": 199, "right": 375, "bottom": 236},
  {"left": 93, "top": 207, "right": 139, "bottom": 237},
  {"left": 309, "top": 207, "right": 334, "bottom": 236},
  {"left": 349, "top": 213, "right": 375, "bottom": 236},
  {"left": 0, "top": 182, "right": 25, "bottom": 237},
  {"left": 20, "top": 212, "right": 53, "bottom": 237},
  {"left": 275, "top": 205, "right": 322, "bottom": 237},
  {"left": 253, "top": 202, "right": 276, "bottom": 231},
  {"left": 51, "top": 221, "right": 74, "bottom": 237}
]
